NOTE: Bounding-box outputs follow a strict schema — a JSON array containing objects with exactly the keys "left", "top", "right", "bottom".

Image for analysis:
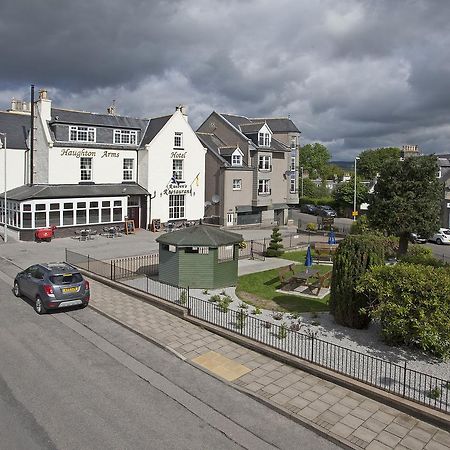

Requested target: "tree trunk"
[{"left": 398, "top": 232, "right": 409, "bottom": 256}]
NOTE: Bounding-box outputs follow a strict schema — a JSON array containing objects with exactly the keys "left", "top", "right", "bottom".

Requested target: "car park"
[
  {"left": 316, "top": 205, "right": 337, "bottom": 218},
  {"left": 430, "top": 228, "right": 450, "bottom": 245},
  {"left": 410, "top": 233, "right": 427, "bottom": 244},
  {"left": 13, "top": 262, "right": 90, "bottom": 314},
  {"left": 300, "top": 204, "right": 318, "bottom": 215}
]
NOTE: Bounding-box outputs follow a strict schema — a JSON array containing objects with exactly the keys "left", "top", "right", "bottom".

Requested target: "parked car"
[
  {"left": 430, "top": 228, "right": 450, "bottom": 245},
  {"left": 410, "top": 233, "right": 427, "bottom": 244},
  {"left": 316, "top": 205, "right": 337, "bottom": 218},
  {"left": 300, "top": 204, "right": 318, "bottom": 215},
  {"left": 13, "top": 262, "right": 90, "bottom": 314}
]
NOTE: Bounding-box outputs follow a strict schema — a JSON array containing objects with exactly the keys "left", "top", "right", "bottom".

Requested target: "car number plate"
[
  {"left": 59, "top": 300, "right": 82, "bottom": 307},
  {"left": 62, "top": 287, "right": 78, "bottom": 293}
]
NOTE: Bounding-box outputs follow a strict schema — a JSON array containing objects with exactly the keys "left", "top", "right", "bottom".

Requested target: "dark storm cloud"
[{"left": 1, "top": 0, "right": 450, "bottom": 158}]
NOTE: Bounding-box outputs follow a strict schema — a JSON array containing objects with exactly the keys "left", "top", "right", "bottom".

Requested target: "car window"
[
  {"left": 33, "top": 268, "right": 45, "bottom": 280},
  {"left": 50, "top": 273, "right": 83, "bottom": 284}
]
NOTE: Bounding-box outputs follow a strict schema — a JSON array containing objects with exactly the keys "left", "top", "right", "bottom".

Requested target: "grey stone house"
[{"left": 197, "top": 112, "right": 300, "bottom": 227}]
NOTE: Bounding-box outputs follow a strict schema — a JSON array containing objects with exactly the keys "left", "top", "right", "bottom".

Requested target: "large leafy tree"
[
  {"left": 333, "top": 177, "right": 369, "bottom": 210},
  {"left": 368, "top": 156, "right": 442, "bottom": 254},
  {"left": 357, "top": 147, "right": 401, "bottom": 179},
  {"left": 299, "top": 143, "right": 331, "bottom": 179}
]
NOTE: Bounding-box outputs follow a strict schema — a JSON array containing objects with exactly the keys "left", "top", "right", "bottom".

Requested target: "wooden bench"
[
  {"left": 314, "top": 243, "right": 339, "bottom": 263},
  {"left": 306, "top": 271, "right": 332, "bottom": 295},
  {"left": 278, "top": 264, "right": 296, "bottom": 288}
]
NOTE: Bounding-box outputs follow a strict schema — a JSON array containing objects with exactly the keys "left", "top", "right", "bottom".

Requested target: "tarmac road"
[{"left": 0, "top": 259, "right": 339, "bottom": 450}]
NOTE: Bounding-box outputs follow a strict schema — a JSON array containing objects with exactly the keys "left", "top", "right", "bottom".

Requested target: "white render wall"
[
  {"left": 141, "top": 110, "right": 205, "bottom": 222},
  {"left": 48, "top": 147, "right": 137, "bottom": 184},
  {"left": 0, "top": 148, "right": 28, "bottom": 191}
]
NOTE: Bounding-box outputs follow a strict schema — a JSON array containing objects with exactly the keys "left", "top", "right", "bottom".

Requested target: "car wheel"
[
  {"left": 436, "top": 238, "right": 443, "bottom": 245},
  {"left": 34, "top": 296, "right": 47, "bottom": 315},
  {"left": 13, "top": 281, "right": 21, "bottom": 297}
]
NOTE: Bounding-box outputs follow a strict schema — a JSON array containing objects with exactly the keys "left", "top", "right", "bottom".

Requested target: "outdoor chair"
[{"left": 305, "top": 271, "right": 332, "bottom": 295}]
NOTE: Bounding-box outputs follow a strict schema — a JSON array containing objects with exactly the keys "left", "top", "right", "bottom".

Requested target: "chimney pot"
[{"left": 39, "top": 89, "right": 48, "bottom": 100}]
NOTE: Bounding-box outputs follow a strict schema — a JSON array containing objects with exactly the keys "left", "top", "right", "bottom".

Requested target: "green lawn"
[{"left": 236, "top": 252, "right": 332, "bottom": 313}]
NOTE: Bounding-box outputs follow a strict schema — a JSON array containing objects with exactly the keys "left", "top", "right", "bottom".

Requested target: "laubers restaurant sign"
[{"left": 163, "top": 178, "right": 192, "bottom": 195}]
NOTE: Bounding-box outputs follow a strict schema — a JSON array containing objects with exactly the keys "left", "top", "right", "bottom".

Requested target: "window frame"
[
  {"left": 123, "top": 158, "right": 134, "bottom": 181},
  {"left": 258, "top": 155, "right": 271, "bottom": 171},
  {"left": 174, "top": 132, "right": 183, "bottom": 148},
  {"left": 258, "top": 179, "right": 271, "bottom": 195},
  {"left": 169, "top": 194, "right": 185, "bottom": 219},
  {"left": 232, "top": 179, "right": 242, "bottom": 191},
  {"left": 114, "top": 129, "right": 137, "bottom": 145},
  {"left": 69, "top": 126, "right": 96, "bottom": 143},
  {"left": 231, "top": 154, "right": 242, "bottom": 166},
  {"left": 80, "top": 157, "right": 93, "bottom": 181},
  {"left": 172, "top": 159, "right": 184, "bottom": 181}
]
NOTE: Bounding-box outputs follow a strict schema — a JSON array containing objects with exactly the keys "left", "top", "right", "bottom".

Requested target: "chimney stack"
[
  {"left": 37, "top": 88, "right": 51, "bottom": 121},
  {"left": 176, "top": 104, "right": 188, "bottom": 122},
  {"left": 107, "top": 100, "right": 116, "bottom": 115}
]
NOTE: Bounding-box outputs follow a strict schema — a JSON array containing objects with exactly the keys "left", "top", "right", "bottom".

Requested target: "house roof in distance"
[
  {"left": 0, "top": 111, "right": 30, "bottom": 150},
  {"left": 250, "top": 117, "right": 301, "bottom": 134},
  {"left": 51, "top": 108, "right": 148, "bottom": 131},
  {"left": 4, "top": 183, "right": 149, "bottom": 201},
  {"left": 156, "top": 224, "right": 243, "bottom": 247}
]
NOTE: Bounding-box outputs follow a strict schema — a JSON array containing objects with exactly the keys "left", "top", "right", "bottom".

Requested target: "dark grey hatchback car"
[{"left": 14, "top": 263, "right": 90, "bottom": 314}]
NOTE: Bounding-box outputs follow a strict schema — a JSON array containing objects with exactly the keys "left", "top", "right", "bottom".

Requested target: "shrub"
[
  {"left": 179, "top": 290, "right": 187, "bottom": 305},
  {"left": 357, "top": 263, "right": 450, "bottom": 359},
  {"left": 278, "top": 322, "right": 288, "bottom": 339},
  {"left": 236, "top": 309, "right": 247, "bottom": 329},
  {"left": 399, "top": 245, "right": 447, "bottom": 267},
  {"left": 252, "top": 307, "right": 262, "bottom": 315},
  {"left": 209, "top": 294, "right": 221, "bottom": 303},
  {"left": 238, "top": 302, "right": 249, "bottom": 309},
  {"left": 329, "top": 234, "right": 386, "bottom": 329},
  {"left": 306, "top": 223, "right": 317, "bottom": 232},
  {"left": 350, "top": 215, "right": 371, "bottom": 235},
  {"left": 266, "top": 226, "right": 284, "bottom": 257},
  {"left": 218, "top": 296, "right": 232, "bottom": 312}
]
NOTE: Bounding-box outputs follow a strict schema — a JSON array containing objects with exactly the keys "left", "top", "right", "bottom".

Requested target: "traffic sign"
[{"left": 352, "top": 211, "right": 359, "bottom": 217}]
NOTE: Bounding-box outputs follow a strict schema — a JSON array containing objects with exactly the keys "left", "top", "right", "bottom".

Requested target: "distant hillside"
[{"left": 331, "top": 160, "right": 353, "bottom": 170}]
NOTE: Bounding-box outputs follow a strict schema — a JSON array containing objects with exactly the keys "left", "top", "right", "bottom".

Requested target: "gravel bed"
[{"left": 190, "top": 286, "right": 450, "bottom": 382}]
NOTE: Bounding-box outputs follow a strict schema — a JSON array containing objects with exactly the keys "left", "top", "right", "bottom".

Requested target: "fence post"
[
  {"left": 87, "top": 255, "right": 90, "bottom": 271},
  {"left": 250, "top": 240, "right": 254, "bottom": 259},
  {"left": 146, "top": 275, "right": 149, "bottom": 293},
  {"left": 289, "top": 234, "right": 292, "bottom": 248},
  {"left": 187, "top": 286, "right": 190, "bottom": 312},
  {"left": 310, "top": 335, "right": 314, "bottom": 362},
  {"left": 65, "top": 248, "right": 67, "bottom": 263},
  {"left": 402, "top": 361, "right": 407, "bottom": 397}
]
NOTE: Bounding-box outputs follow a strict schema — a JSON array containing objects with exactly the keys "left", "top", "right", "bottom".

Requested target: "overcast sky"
[{"left": 1, "top": 0, "right": 450, "bottom": 160}]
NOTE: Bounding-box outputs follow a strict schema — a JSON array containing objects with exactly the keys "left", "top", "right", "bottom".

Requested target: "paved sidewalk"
[{"left": 89, "top": 278, "right": 450, "bottom": 450}]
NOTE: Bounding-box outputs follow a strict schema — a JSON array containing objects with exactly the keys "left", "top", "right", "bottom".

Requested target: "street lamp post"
[
  {"left": 0, "top": 133, "right": 7, "bottom": 242},
  {"left": 353, "top": 156, "right": 360, "bottom": 221},
  {"left": 300, "top": 166, "right": 304, "bottom": 198}
]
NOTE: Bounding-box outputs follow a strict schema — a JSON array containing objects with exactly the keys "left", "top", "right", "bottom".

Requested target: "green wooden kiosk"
[{"left": 156, "top": 224, "right": 243, "bottom": 288}]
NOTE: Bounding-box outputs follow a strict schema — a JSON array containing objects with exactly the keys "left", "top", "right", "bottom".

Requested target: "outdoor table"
[{"left": 292, "top": 269, "right": 320, "bottom": 286}]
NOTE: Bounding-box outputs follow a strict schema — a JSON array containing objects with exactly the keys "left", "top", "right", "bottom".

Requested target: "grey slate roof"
[
  {"left": 156, "top": 224, "right": 243, "bottom": 247},
  {"left": 140, "top": 115, "right": 171, "bottom": 146},
  {"left": 220, "top": 113, "right": 252, "bottom": 129},
  {"left": 51, "top": 108, "right": 148, "bottom": 131},
  {"left": 250, "top": 117, "right": 301, "bottom": 134},
  {"left": 4, "top": 183, "right": 149, "bottom": 201},
  {"left": 239, "top": 122, "right": 265, "bottom": 133},
  {"left": 0, "top": 111, "right": 30, "bottom": 150},
  {"left": 218, "top": 146, "right": 239, "bottom": 156}
]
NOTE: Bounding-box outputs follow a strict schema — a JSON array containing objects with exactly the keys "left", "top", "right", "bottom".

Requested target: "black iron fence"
[{"left": 65, "top": 248, "right": 449, "bottom": 414}]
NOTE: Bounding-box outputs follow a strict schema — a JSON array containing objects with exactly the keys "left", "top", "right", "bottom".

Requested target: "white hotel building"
[{"left": 0, "top": 90, "right": 205, "bottom": 240}]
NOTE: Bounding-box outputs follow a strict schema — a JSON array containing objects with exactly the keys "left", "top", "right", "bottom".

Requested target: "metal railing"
[{"left": 65, "top": 248, "right": 449, "bottom": 414}]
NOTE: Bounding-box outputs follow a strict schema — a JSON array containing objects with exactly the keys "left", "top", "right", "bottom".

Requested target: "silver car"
[{"left": 13, "top": 262, "right": 90, "bottom": 314}]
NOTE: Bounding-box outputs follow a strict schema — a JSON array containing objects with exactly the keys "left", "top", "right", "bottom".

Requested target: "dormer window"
[
  {"left": 258, "top": 132, "right": 271, "bottom": 147},
  {"left": 114, "top": 129, "right": 137, "bottom": 145},
  {"left": 231, "top": 147, "right": 244, "bottom": 166},
  {"left": 70, "top": 126, "right": 95, "bottom": 143},
  {"left": 232, "top": 154, "right": 242, "bottom": 166}
]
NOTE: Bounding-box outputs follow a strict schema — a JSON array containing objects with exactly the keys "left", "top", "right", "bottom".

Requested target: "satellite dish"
[{"left": 211, "top": 194, "right": 220, "bottom": 204}]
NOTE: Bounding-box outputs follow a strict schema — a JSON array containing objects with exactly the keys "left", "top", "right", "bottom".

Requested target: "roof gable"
[{"left": 0, "top": 111, "right": 30, "bottom": 150}]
